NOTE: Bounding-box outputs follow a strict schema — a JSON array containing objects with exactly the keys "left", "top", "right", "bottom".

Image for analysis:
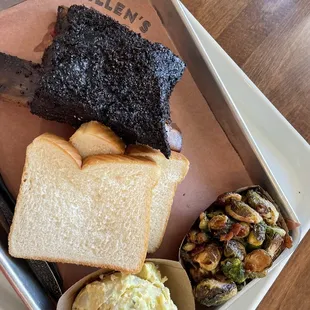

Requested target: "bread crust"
[
  {"left": 8, "top": 252, "right": 145, "bottom": 274},
  {"left": 126, "top": 146, "right": 190, "bottom": 253},
  {"left": 83, "top": 154, "right": 158, "bottom": 168},
  {"left": 152, "top": 152, "right": 189, "bottom": 252},
  {"left": 148, "top": 152, "right": 189, "bottom": 253},
  {"left": 38, "top": 133, "right": 82, "bottom": 168},
  {"left": 70, "top": 121, "right": 125, "bottom": 156}
]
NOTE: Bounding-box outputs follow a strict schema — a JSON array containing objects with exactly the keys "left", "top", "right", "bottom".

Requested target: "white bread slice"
[
  {"left": 70, "top": 121, "right": 125, "bottom": 158},
  {"left": 126, "top": 145, "right": 189, "bottom": 253},
  {"left": 9, "top": 133, "right": 160, "bottom": 273},
  {"left": 69, "top": 123, "right": 189, "bottom": 252}
]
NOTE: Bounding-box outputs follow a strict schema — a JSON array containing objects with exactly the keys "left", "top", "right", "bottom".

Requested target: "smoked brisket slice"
[{"left": 30, "top": 5, "right": 185, "bottom": 157}]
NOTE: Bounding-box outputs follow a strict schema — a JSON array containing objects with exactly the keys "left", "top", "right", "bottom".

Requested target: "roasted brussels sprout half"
[
  {"left": 190, "top": 267, "right": 210, "bottom": 283},
  {"left": 226, "top": 200, "right": 262, "bottom": 224},
  {"left": 219, "top": 231, "right": 234, "bottom": 242},
  {"left": 247, "top": 190, "right": 279, "bottom": 226},
  {"left": 182, "top": 242, "right": 196, "bottom": 252},
  {"left": 266, "top": 225, "right": 286, "bottom": 237},
  {"left": 245, "top": 270, "right": 268, "bottom": 279},
  {"left": 221, "top": 258, "right": 246, "bottom": 283},
  {"left": 206, "top": 210, "right": 225, "bottom": 218},
  {"left": 224, "top": 240, "right": 246, "bottom": 261},
  {"left": 190, "top": 245, "right": 207, "bottom": 257},
  {"left": 244, "top": 249, "right": 272, "bottom": 272},
  {"left": 193, "top": 243, "right": 222, "bottom": 271},
  {"left": 217, "top": 192, "right": 242, "bottom": 205},
  {"left": 187, "top": 229, "right": 199, "bottom": 243},
  {"left": 197, "top": 232, "right": 209, "bottom": 244},
  {"left": 233, "top": 222, "right": 250, "bottom": 239},
  {"left": 223, "top": 233, "right": 238, "bottom": 242},
  {"left": 215, "top": 222, "right": 243, "bottom": 242},
  {"left": 223, "top": 222, "right": 250, "bottom": 241},
  {"left": 199, "top": 212, "right": 209, "bottom": 230},
  {"left": 187, "top": 229, "right": 209, "bottom": 244},
  {"left": 208, "top": 215, "right": 230, "bottom": 230},
  {"left": 194, "top": 279, "right": 237, "bottom": 307},
  {"left": 264, "top": 232, "right": 284, "bottom": 259},
  {"left": 248, "top": 222, "right": 266, "bottom": 248},
  {"left": 216, "top": 222, "right": 251, "bottom": 242}
]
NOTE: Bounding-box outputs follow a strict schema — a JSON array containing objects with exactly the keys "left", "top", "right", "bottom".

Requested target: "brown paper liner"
[{"left": 0, "top": 0, "right": 251, "bottom": 292}]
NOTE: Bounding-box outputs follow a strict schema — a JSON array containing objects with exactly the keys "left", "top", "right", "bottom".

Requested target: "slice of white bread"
[
  {"left": 69, "top": 123, "right": 189, "bottom": 253},
  {"left": 9, "top": 133, "right": 160, "bottom": 273},
  {"left": 126, "top": 145, "right": 189, "bottom": 253},
  {"left": 70, "top": 121, "right": 125, "bottom": 158}
]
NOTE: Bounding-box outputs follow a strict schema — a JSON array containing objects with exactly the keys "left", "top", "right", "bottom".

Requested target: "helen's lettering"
[
  {"left": 140, "top": 21, "right": 151, "bottom": 33},
  {"left": 114, "top": 2, "right": 125, "bottom": 16},
  {"left": 124, "top": 8, "right": 138, "bottom": 24},
  {"left": 104, "top": 0, "right": 113, "bottom": 11}
]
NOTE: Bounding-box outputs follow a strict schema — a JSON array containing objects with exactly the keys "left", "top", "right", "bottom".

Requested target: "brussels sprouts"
[
  {"left": 219, "top": 222, "right": 249, "bottom": 242},
  {"left": 187, "top": 229, "right": 199, "bottom": 243},
  {"left": 180, "top": 250, "right": 196, "bottom": 268},
  {"left": 248, "top": 222, "right": 267, "bottom": 248},
  {"left": 217, "top": 192, "right": 242, "bottom": 205},
  {"left": 234, "top": 238, "right": 247, "bottom": 248},
  {"left": 190, "top": 267, "right": 210, "bottom": 283},
  {"left": 247, "top": 190, "right": 279, "bottom": 225},
  {"left": 190, "top": 266, "right": 221, "bottom": 284},
  {"left": 214, "top": 222, "right": 239, "bottom": 242},
  {"left": 194, "top": 278, "right": 237, "bottom": 307},
  {"left": 225, "top": 200, "right": 262, "bottom": 224},
  {"left": 206, "top": 210, "right": 225, "bottom": 218},
  {"left": 224, "top": 240, "right": 246, "bottom": 261},
  {"left": 219, "top": 231, "right": 234, "bottom": 242},
  {"left": 233, "top": 222, "right": 250, "bottom": 239},
  {"left": 266, "top": 225, "right": 286, "bottom": 237},
  {"left": 197, "top": 232, "right": 209, "bottom": 244},
  {"left": 264, "top": 232, "right": 284, "bottom": 259},
  {"left": 208, "top": 215, "right": 230, "bottom": 231},
  {"left": 244, "top": 249, "right": 272, "bottom": 272},
  {"left": 193, "top": 243, "right": 222, "bottom": 271},
  {"left": 236, "top": 281, "right": 247, "bottom": 291},
  {"left": 191, "top": 244, "right": 207, "bottom": 257},
  {"left": 182, "top": 243, "right": 196, "bottom": 252},
  {"left": 187, "top": 229, "right": 209, "bottom": 244},
  {"left": 199, "top": 212, "right": 209, "bottom": 230},
  {"left": 221, "top": 258, "right": 246, "bottom": 283},
  {"left": 182, "top": 187, "right": 293, "bottom": 308},
  {"left": 245, "top": 270, "right": 268, "bottom": 279}
]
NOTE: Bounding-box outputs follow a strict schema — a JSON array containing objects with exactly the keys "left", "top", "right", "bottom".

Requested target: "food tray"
[{"left": 0, "top": 0, "right": 301, "bottom": 309}]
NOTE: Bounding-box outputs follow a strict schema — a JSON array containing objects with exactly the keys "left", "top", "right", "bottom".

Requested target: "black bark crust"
[{"left": 31, "top": 5, "right": 186, "bottom": 157}]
